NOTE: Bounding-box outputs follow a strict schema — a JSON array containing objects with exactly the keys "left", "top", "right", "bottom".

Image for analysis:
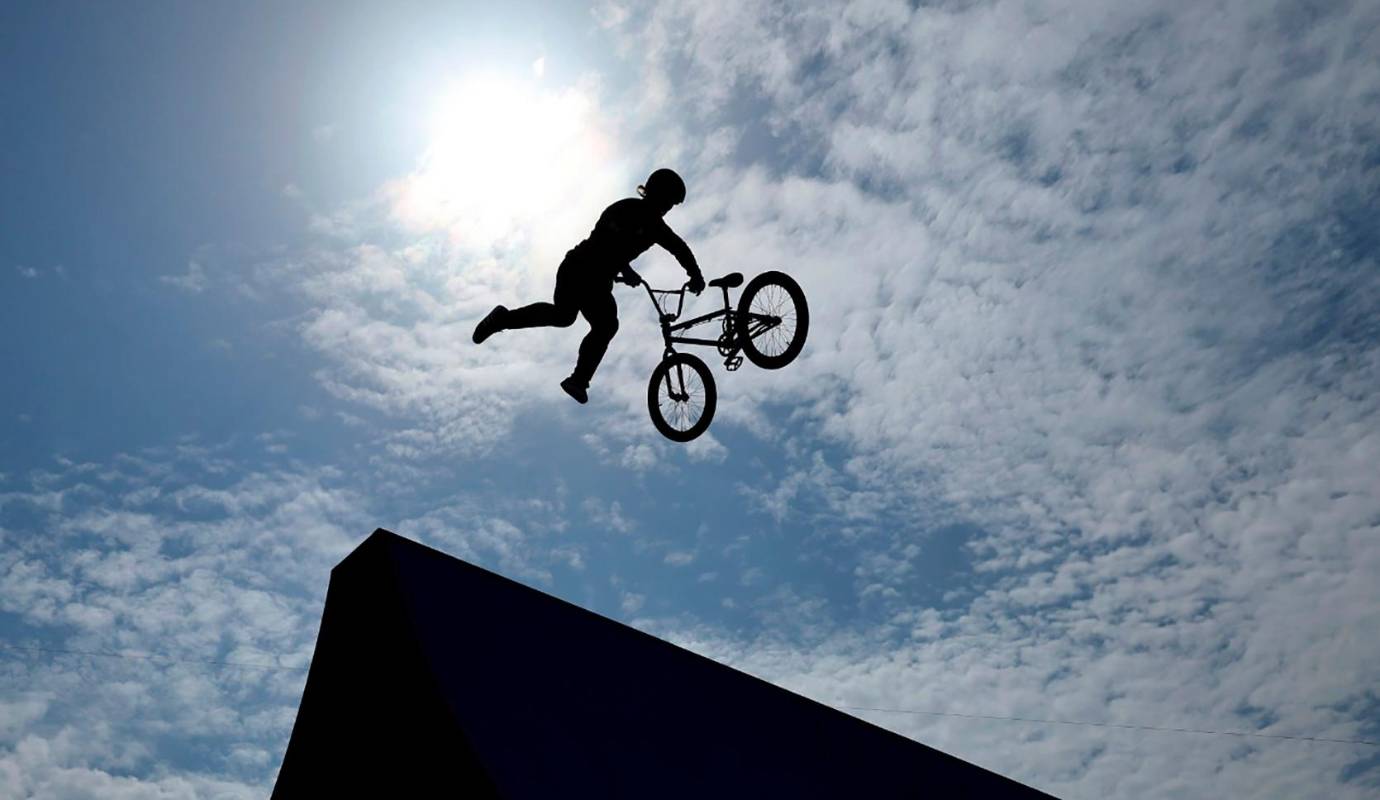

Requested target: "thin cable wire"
[
  {"left": 837, "top": 704, "right": 1380, "bottom": 747},
  {"left": 0, "top": 641, "right": 308, "bottom": 673},
  {"left": 4, "top": 640, "right": 1375, "bottom": 748}
]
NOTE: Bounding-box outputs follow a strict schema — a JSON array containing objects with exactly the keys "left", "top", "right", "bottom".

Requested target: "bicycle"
[{"left": 626, "top": 270, "right": 809, "bottom": 442}]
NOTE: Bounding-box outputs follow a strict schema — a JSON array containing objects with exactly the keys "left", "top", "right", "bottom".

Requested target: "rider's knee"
[
  {"left": 589, "top": 317, "right": 618, "bottom": 339},
  {"left": 555, "top": 309, "right": 578, "bottom": 327}
]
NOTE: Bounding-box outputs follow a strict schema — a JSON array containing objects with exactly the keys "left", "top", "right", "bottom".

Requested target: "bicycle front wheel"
[
  {"left": 647, "top": 352, "right": 717, "bottom": 442},
  {"left": 736, "top": 270, "right": 809, "bottom": 369}
]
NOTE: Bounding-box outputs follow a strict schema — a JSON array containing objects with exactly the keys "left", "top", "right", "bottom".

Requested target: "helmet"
[{"left": 639, "top": 168, "right": 686, "bottom": 205}]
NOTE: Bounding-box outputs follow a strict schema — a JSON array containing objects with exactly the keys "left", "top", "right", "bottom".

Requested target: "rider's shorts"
[{"left": 554, "top": 252, "right": 614, "bottom": 311}]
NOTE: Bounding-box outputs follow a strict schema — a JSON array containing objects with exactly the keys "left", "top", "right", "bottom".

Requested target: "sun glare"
[{"left": 391, "top": 74, "right": 610, "bottom": 251}]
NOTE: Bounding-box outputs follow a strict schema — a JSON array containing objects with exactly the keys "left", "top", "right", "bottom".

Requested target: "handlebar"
[
  {"left": 638, "top": 280, "right": 695, "bottom": 322},
  {"left": 628, "top": 274, "right": 719, "bottom": 322}
]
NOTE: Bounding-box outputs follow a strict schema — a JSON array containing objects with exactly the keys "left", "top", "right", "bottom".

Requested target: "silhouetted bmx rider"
[{"left": 472, "top": 168, "right": 705, "bottom": 404}]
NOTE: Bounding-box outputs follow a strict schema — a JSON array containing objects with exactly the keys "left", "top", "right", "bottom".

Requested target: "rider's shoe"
[
  {"left": 560, "top": 377, "right": 588, "bottom": 404},
  {"left": 472, "top": 305, "right": 508, "bottom": 344}
]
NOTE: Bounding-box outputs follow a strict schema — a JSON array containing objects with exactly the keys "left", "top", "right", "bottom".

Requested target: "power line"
[
  {"left": 0, "top": 641, "right": 308, "bottom": 673},
  {"left": 4, "top": 640, "right": 1375, "bottom": 748},
  {"left": 837, "top": 704, "right": 1380, "bottom": 747}
]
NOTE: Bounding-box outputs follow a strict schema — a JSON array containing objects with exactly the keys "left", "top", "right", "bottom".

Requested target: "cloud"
[
  {"left": 619, "top": 443, "right": 657, "bottom": 471},
  {"left": 663, "top": 550, "right": 694, "bottom": 566},
  {"left": 0, "top": 449, "right": 376, "bottom": 796},
  {"left": 0, "top": 728, "right": 263, "bottom": 800},
  {"left": 684, "top": 432, "right": 727, "bottom": 463},
  {"left": 160, "top": 261, "right": 209, "bottom": 293},
  {"left": 582, "top": 497, "right": 636, "bottom": 535},
  {"left": 398, "top": 494, "right": 576, "bottom": 584},
  {"left": 620, "top": 591, "right": 645, "bottom": 614}
]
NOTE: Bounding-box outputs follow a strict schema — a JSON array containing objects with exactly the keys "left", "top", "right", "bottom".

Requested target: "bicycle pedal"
[{"left": 725, "top": 356, "right": 743, "bottom": 371}]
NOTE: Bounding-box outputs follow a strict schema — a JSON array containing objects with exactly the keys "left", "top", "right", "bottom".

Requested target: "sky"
[{"left": 2, "top": 0, "right": 1379, "bottom": 797}]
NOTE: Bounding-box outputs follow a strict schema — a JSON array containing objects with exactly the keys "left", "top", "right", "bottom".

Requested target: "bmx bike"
[{"left": 630, "top": 270, "right": 808, "bottom": 442}]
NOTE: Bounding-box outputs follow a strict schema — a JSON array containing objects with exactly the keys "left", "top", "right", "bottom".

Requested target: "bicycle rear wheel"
[
  {"left": 647, "top": 352, "right": 717, "bottom": 442},
  {"left": 736, "top": 270, "right": 809, "bottom": 369}
]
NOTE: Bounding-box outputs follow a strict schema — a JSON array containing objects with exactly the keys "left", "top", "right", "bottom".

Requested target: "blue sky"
[{"left": 3, "top": 1, "right": 1380, "bottom": 797}]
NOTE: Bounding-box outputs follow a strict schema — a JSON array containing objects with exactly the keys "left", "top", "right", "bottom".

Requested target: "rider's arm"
[{"left": 654, "top": 222, "right": 702, "bottom": 283}]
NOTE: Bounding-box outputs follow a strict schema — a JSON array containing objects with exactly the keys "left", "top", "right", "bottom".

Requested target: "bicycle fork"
[
  {"left": 662, "top": 351, "right": 691, "bottom": 401},
  {"left": 715, "top": 285, "right": 746, "bottom": 372}
]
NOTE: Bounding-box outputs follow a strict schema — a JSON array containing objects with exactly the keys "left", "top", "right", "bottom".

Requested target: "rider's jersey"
[{"left": 568, "top": 197, "right": 701, "bottom": 281}]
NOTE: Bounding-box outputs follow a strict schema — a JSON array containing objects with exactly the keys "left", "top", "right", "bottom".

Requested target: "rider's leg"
[
  {"left": 493, "top": 256, "right": 582, "bottom": 331},
  {"left": 568, "top": 289, "right": 619, "bottom": 390},
  {"left": 501, "top": 301, "right": 577, "bottom": 330}
]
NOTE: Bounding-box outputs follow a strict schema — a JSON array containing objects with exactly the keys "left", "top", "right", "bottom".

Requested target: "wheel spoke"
[
  {"left": 657, "top": 362, "right": 705, "bottom": 431},
  {"left": 749, "top": 282, "right": 799, "bottom": 357}
]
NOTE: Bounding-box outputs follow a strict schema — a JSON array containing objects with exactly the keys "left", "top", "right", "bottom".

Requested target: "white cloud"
[
  {"left": 0, "top": 445, "right": 596, "bottom": 793},
  {"left": 397, "top": 485, "right": 579, "bottom": 584},
  {"left": 0, "top": 449, "right": 373, "bottom": 796},
  {"left": 582, "top": 497, "right": 636, "bottom": 535},
  {"left": 684, "top": 432, "right": 728, "bottom": 462},
  {"left": 663, "top": 550, "right": 694, "bottom": 566},
  {"left": 619, "top": 443, "right": 658, "bottom": 471},
  {"left": 591, "top": 2, "right": 632, "bottom": 30},
  {"left": 620, "top": 591, "right": 645, "bottom": 614},
  {"left": 0, "top": 729, "right": 262, "bottom": 800},
  {"left": 0, "top": 694, "right": 50, "bottom": 740},
  {"left": 160, "top": 261, "right": 208, "bottom": 294}
]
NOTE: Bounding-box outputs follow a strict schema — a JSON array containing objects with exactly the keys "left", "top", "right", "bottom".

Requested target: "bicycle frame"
[
  {"left": 638, "top": 271, "right": 804, "bottom": 442},
  {"left": 638, "top": 276, "right": 784, "bottom": 371},
  {"left": 640, "top": 281, "right": 738, "bottom": 362}
]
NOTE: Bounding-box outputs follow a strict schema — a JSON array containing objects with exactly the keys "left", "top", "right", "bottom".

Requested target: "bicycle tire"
[
  {"left": 647, "top": 352, "right": 717, "bottom": 442},
  {"left": 736, "top": 270, "right": 809, "bottom": 369}
]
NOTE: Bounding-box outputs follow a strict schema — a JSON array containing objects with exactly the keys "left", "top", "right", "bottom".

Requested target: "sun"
[{"left": 390, "top": 73, "right": 611, "bottom": 251}]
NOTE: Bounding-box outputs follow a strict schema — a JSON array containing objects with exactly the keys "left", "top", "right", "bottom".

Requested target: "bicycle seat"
[{"left": 708, "top": 272, "right": 743, "bottom": 289}]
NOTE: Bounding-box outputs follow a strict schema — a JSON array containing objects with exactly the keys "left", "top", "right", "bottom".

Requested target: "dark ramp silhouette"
[{"left": 272, "top": 529, "right": 1056, "bottom": 799}]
